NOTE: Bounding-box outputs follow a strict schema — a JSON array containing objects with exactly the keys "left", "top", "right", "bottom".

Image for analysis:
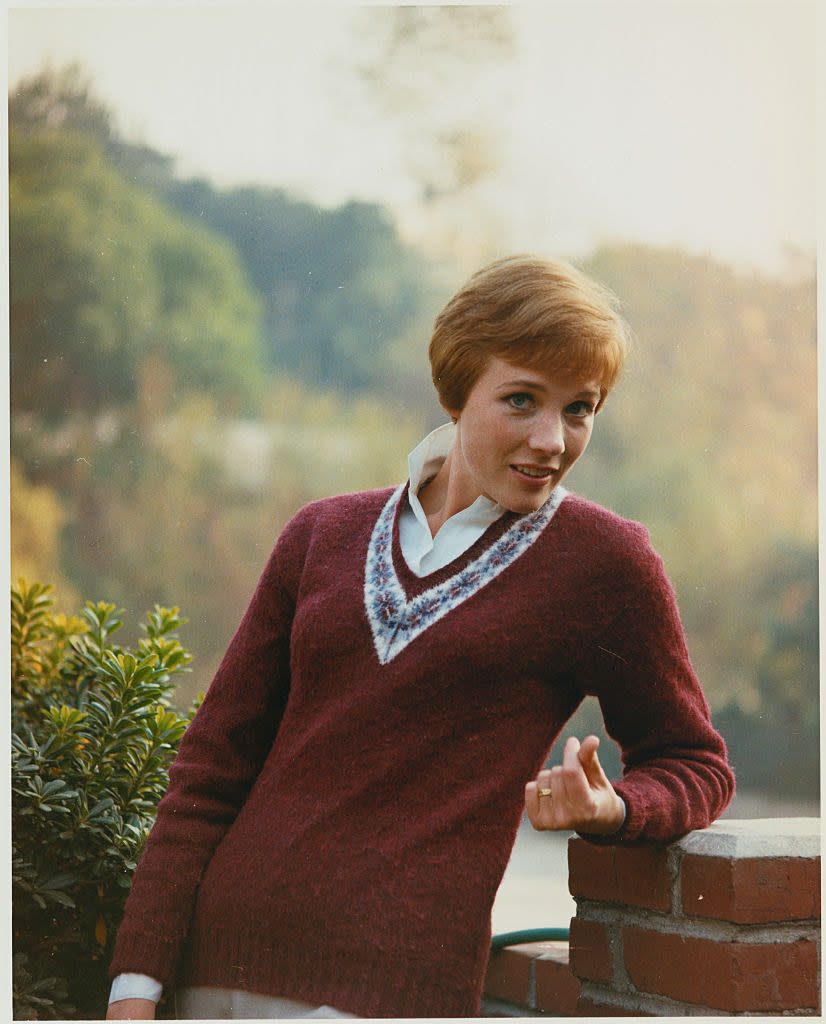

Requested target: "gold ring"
[{"left": 538, "top": 788, "right": 553, "bottom": 798}]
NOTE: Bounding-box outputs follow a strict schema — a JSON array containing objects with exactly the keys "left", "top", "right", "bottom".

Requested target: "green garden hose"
[{"left": 490, "top": 927, "right": 569, "bottom": 952}]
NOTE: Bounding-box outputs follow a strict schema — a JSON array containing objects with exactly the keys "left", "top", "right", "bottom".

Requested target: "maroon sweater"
[{"left": 109, "top": 485, "right": 733, "bottom": 1017}]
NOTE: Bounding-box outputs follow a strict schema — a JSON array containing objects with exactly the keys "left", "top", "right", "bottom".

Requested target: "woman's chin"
[{"left": 501, "top": 489, "right": 554, "bottom": 516}]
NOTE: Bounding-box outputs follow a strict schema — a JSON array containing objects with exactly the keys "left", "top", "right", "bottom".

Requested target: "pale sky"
[{"left": 7, "top": 1, "right": 818, "bottom": 274}]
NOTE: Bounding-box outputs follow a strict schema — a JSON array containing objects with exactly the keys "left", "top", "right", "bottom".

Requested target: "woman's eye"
[
  {"left": 506, "top": 393, "right": 533, "bottom": 410},
  {"left": 566, "top": 400, "right": 594, "bottom": 418}
]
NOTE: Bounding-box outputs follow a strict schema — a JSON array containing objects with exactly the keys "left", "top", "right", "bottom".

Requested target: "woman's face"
[{"left": 446, "top": 355, "right": 600, "bottom": 515}]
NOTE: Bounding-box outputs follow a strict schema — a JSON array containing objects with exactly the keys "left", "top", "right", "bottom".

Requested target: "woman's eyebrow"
[{"left": 499, "top": 378, "right": 546, "bottom": 390}]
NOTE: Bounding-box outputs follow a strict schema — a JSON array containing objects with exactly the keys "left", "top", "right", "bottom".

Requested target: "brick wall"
[{"left": 484, "top": 818, "right": 820, "bottom": 1016}]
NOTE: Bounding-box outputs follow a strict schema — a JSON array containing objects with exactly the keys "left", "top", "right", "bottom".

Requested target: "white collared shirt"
[{"left": 399, "top": 423, "right": 505, "bottom": 576}]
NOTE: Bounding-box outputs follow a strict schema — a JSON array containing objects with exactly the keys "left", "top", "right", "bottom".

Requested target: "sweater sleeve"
[
  {"left": 577, "top": 526, "right": 735, "bottom": 844},
  {"left": 108, "top": 525, "right": 301, "bottom": 989}
]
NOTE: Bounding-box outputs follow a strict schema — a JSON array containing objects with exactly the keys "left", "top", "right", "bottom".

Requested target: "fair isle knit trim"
[{"left": 364, "top": 484, "right": 568, "bottom": 664}]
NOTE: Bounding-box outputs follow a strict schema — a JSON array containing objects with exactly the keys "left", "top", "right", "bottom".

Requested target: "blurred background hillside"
[{"left": 9, "top": 4, "right": 817, "bottom": 805}]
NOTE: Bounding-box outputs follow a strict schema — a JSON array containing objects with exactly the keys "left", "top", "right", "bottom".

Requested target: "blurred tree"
[
  {"left": 160, "top": 179, "right": 436, "bottom": 394},
  {"left": 10, "top": 460, "right": 78, "bottom": 613},
  {"left": 576, "top": 244, "right": 816, "bottom": 579},
  {"left": 50, "top": 382, "right": 426, "bottom": 704},
  {"left": 10, "top": 63, "right": 113, "bottom": 141},
  {"left": 713, "top": 539, "right": 818, "bottom": 797},
  {"left": 10, "top": 124, "right": 263, "bottom": 424},
  {"left": 9, "top": 63, "right": 434, "bottom": 702},
  {"left": 10, "top": 63, "right": 176, "bottom": 187},
  {"left": 348, "top": 6, "right": 516, "bottom": 200},
  {"left": 10, "top": 62, "right": 441, "bottom": 404},
  {"left": 750, "top": 542, "right": 818, "bottom": 729},
  {"left": 341, "top": 5, "right": 518, "bottom": 262}
]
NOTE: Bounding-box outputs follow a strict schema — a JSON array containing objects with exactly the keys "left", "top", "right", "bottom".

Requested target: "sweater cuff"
[
  {"left": 109, "top": 921, "right": 184, "bottom": 991},
  {"left": 575, "top": 796, "right": 628, "bottom": 845},
  {"left": 109, "top": 973, "right": 163, "bottom": 1004}
]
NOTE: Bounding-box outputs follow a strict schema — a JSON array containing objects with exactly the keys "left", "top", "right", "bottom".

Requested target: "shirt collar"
[{"left": 406, "top": 423, "right": 504, "bottom": 532}]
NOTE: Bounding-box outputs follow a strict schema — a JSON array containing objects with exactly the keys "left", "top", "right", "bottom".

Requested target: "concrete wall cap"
[{"left": 675, "top": 818, "right": 820, "bottom": 859}]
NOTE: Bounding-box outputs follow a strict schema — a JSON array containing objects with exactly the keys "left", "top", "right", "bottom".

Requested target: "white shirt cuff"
[{"left": 109, "top": 973, "right": 163, "bottom": 1004}]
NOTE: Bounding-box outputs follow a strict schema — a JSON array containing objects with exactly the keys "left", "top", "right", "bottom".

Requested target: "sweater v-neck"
[
  {"left": 392, "top": 483, "right": 518, "bottom": 597},
  {"left": 364, "top": 483, "right": 569, "bottom": 664}
]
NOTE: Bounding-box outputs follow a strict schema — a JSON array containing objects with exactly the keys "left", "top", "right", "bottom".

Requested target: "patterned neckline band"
[{"left": 364, "top": 484, "right": 568, "bottom": 664}]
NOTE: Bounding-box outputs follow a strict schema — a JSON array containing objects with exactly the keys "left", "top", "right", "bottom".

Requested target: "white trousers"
[{"left": 175, "top": 986, "right": 358, "bottom": 1019}]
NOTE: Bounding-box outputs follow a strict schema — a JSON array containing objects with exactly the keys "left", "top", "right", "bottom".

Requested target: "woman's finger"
[
  {"left": 524, "top": 778, "right": 541, "bottom": 823},
  {"left": 578, "top": 735, "right": 610, "bottom": 789},
  {"left": 525, "top": 769, "right": 555, "bottom": 828},
  {"left": 560, "top": 736, "right": 594, "bottom": 809},
  {"left": 561, "top": 735, "right": 581, "bottom": 770},
  {"left": 535, "top": 768, "right": 555, "bottom": 819}
]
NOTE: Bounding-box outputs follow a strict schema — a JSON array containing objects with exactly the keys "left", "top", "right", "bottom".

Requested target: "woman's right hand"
[
  {"left": 524, "top": 735, "right": 625, "bottom": 834},
  {"left": 106, "top": 998, "right": 156, "bottom": 1020}
]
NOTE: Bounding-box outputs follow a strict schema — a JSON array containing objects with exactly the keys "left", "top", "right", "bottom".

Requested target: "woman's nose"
[{"left": 528, "top": 412, "right": 565, "bottom": 455}]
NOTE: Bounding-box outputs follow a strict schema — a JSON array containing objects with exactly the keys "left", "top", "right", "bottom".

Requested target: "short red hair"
[{"left": 429, "top": 255, "right": 630, "bottom": 413}]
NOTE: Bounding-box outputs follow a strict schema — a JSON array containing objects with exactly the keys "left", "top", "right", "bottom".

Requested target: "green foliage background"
[{"left": 10, "top": 67, "right": 818, "bottom": 807}]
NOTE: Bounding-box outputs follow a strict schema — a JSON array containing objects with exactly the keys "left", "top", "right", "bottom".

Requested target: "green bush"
[{"left": 12, "top": 580, "right": 198, "bottom": 1019}]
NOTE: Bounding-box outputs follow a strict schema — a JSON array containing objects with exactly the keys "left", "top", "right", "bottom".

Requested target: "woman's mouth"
[{"left": 511, "top": 464, "right": 555, "bottom": 481}]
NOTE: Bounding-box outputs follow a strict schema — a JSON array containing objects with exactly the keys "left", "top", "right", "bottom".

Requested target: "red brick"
[
  {"left": 533, "top": 942, "right": 580, "bottom": 1015},
  {"left": 568, "top": 838, "right": 671, "bottom": 911},
  {"left": 681, "top": 855, "right": 821, "bottom": 923},
  {"left": 483, "top": 946, "right": 532, "bottom": 1005},
  {"left": 568, "top": 917, "right": 613, "bottom": 984},
  {"left": 575, "top": 995, "right": 654, "bottom": 1016},
  {"left": 623, "top": 927, "right": 820, "bottom": 1012}
]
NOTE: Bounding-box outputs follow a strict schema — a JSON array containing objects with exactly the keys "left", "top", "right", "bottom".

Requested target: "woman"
[{"left": 107, "top": 256, "right": 734, "bottom": 1019}]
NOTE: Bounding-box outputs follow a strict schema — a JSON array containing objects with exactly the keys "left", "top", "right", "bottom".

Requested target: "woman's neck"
[{"left": 417, "top": 449, "right": 480, "bottom": 538}]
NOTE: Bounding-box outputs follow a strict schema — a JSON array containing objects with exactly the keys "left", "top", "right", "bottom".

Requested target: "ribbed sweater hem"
[{"left": 178, "top": 926, "right": 486, "bottom": 1018}]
